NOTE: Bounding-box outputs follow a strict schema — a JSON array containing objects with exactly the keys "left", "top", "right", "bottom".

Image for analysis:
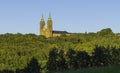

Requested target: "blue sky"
[{"left": 0, "top": 0, "right": 120, "bottom": 34}]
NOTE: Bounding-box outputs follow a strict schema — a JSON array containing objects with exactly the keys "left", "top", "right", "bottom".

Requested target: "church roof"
[{"left": 52, "top": 30, "right": 68, "bottom": 34}]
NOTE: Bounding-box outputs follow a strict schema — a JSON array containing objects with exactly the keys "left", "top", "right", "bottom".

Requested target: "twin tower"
[{"left": 40, "top": 14, "right": 53, "bottom": 37}]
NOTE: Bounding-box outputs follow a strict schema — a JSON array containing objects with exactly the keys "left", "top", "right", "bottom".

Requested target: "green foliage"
[
  {"left": 92, "top": 46, "right": 111, "bottom": 66},
  {"left": 46, "top": 48, "right": 58, "bottom": 72},
  {"left": 97, "top": 28, "right": 114, "bottom": 36},
  {"left": 111, "top": 48, "right": 120, "bottom": 64},
  {"left": 57, "top": 50, "right": 68, "bottom": 70},
  {"left": 66, "top": 49, "right": 77, "bottom": 69},
  {"left": 46, "top": 48, "right": 68, "bottom": 72},
  {"left": 0, "top": 28, "right": 120, "bottom": 73},
  {"left": 76, "top": 51, "right": 90, "bottom": 68},
  {"left": 56, "top": 65, "right": 120, "bottom": 73},
  {"left": 24, "top": 57, "right": 41, "bottom": 73}
]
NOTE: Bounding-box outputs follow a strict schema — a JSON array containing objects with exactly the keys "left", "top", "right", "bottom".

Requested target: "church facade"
[{"left": 40, "top": 14, "right": 69, "bottom": 37}]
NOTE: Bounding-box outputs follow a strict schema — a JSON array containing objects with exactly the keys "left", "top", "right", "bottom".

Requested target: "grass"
[{"left": 55, "top": 65, "right": 120, "bottom": 73}]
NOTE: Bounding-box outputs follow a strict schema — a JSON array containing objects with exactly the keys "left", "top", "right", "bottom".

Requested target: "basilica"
[{"left": 40, "top": 14, "right": 69, "bottom": 37}]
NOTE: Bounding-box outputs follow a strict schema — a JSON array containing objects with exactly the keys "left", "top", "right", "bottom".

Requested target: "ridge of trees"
[{"left": 0, "top": 28, "right": 120, "bottom": 73}]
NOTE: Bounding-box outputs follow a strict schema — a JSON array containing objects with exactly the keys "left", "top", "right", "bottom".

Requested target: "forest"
[{"left": 0, "top": 28, "right": 120, "bottom": 73}]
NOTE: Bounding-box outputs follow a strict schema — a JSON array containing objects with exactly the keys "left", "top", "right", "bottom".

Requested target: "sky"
[{"left": 0, "top": 0, "right": 120, "bottom": 34}]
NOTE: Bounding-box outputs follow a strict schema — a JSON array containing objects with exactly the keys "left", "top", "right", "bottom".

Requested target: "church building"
[{"left": 40, "top": 14, "right": 69, "bottom": 37}]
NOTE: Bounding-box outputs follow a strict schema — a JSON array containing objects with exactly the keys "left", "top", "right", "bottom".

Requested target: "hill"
[{"left": 0, "top": 28, "right": 120, "bottom": 73}]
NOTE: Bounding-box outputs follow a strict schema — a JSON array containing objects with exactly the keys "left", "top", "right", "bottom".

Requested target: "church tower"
[
  {"left": 40, "top": 14, "right": 45, "bottom": 36},
  {"left": 40, "top": 13, "right": 54, "bottom": 37},
  {"left": 47, "top": 13, "right": 53, "bottom": 37}
]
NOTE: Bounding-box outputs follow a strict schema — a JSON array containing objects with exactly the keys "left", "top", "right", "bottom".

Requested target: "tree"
[
  {"left": 97, "top": 28, "right": 114, "bottom": 36},
  {"left": 76, "top": 51, "right": 90, "bottom": 68},
  {"left": 46, "top": 48, "right": 58, "bottom": 72},
  {"left": 66, "top": 49, "right": 77, "bottom": 69},
  {"left": 111, "top": 48, "right": 120, "bottom": 65},
  {"left": 57, "top": 50, "right": 68, "bottom": 70},
  {"left": 24, "top": 57, "right": 41, "bottom": 73},
  {"left": 92, "top": 46, "right": 111, "bottom": 66}
]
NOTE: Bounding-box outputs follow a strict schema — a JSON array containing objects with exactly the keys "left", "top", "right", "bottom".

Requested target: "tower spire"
[
  {"left": 47, "top": 12, "right": 53, "bottom": 37},
  {"left": 41, "top": 14, "right": 44, "bottom": 21},
  {"left": 48, "top": 12, "right": 52, "bottom": 20}
]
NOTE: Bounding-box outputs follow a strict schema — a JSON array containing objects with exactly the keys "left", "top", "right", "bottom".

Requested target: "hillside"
[{"left": 0, "top": 28, "right": 120, "bottom": 73}]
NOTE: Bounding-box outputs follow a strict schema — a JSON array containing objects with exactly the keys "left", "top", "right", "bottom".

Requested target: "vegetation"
[
  {"left": 56, "top": 65, "right": 120, "bottom": 73},
  {"left": 0, "top": 28, "right": 120, "bottom": 73}
]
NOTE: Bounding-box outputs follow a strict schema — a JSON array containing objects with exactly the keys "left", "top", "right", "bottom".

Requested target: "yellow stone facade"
[
  {"left": 40, "top": 14, "right": 69, "bottom": 37},
  {"left": 40, "top": 14, "right": 53, "bottom": 38}
]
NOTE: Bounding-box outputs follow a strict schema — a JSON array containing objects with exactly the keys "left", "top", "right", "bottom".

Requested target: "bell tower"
[
  {"left": 40, "top": 14, "right": 45, "bottom": 36},
  {"left": 47, "top": 13, "right": 53, "bottom": 37}
]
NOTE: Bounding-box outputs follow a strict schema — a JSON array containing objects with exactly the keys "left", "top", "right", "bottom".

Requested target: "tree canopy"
[{"left": 0, "top": 28, "right": 120, "bottom": 73}]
